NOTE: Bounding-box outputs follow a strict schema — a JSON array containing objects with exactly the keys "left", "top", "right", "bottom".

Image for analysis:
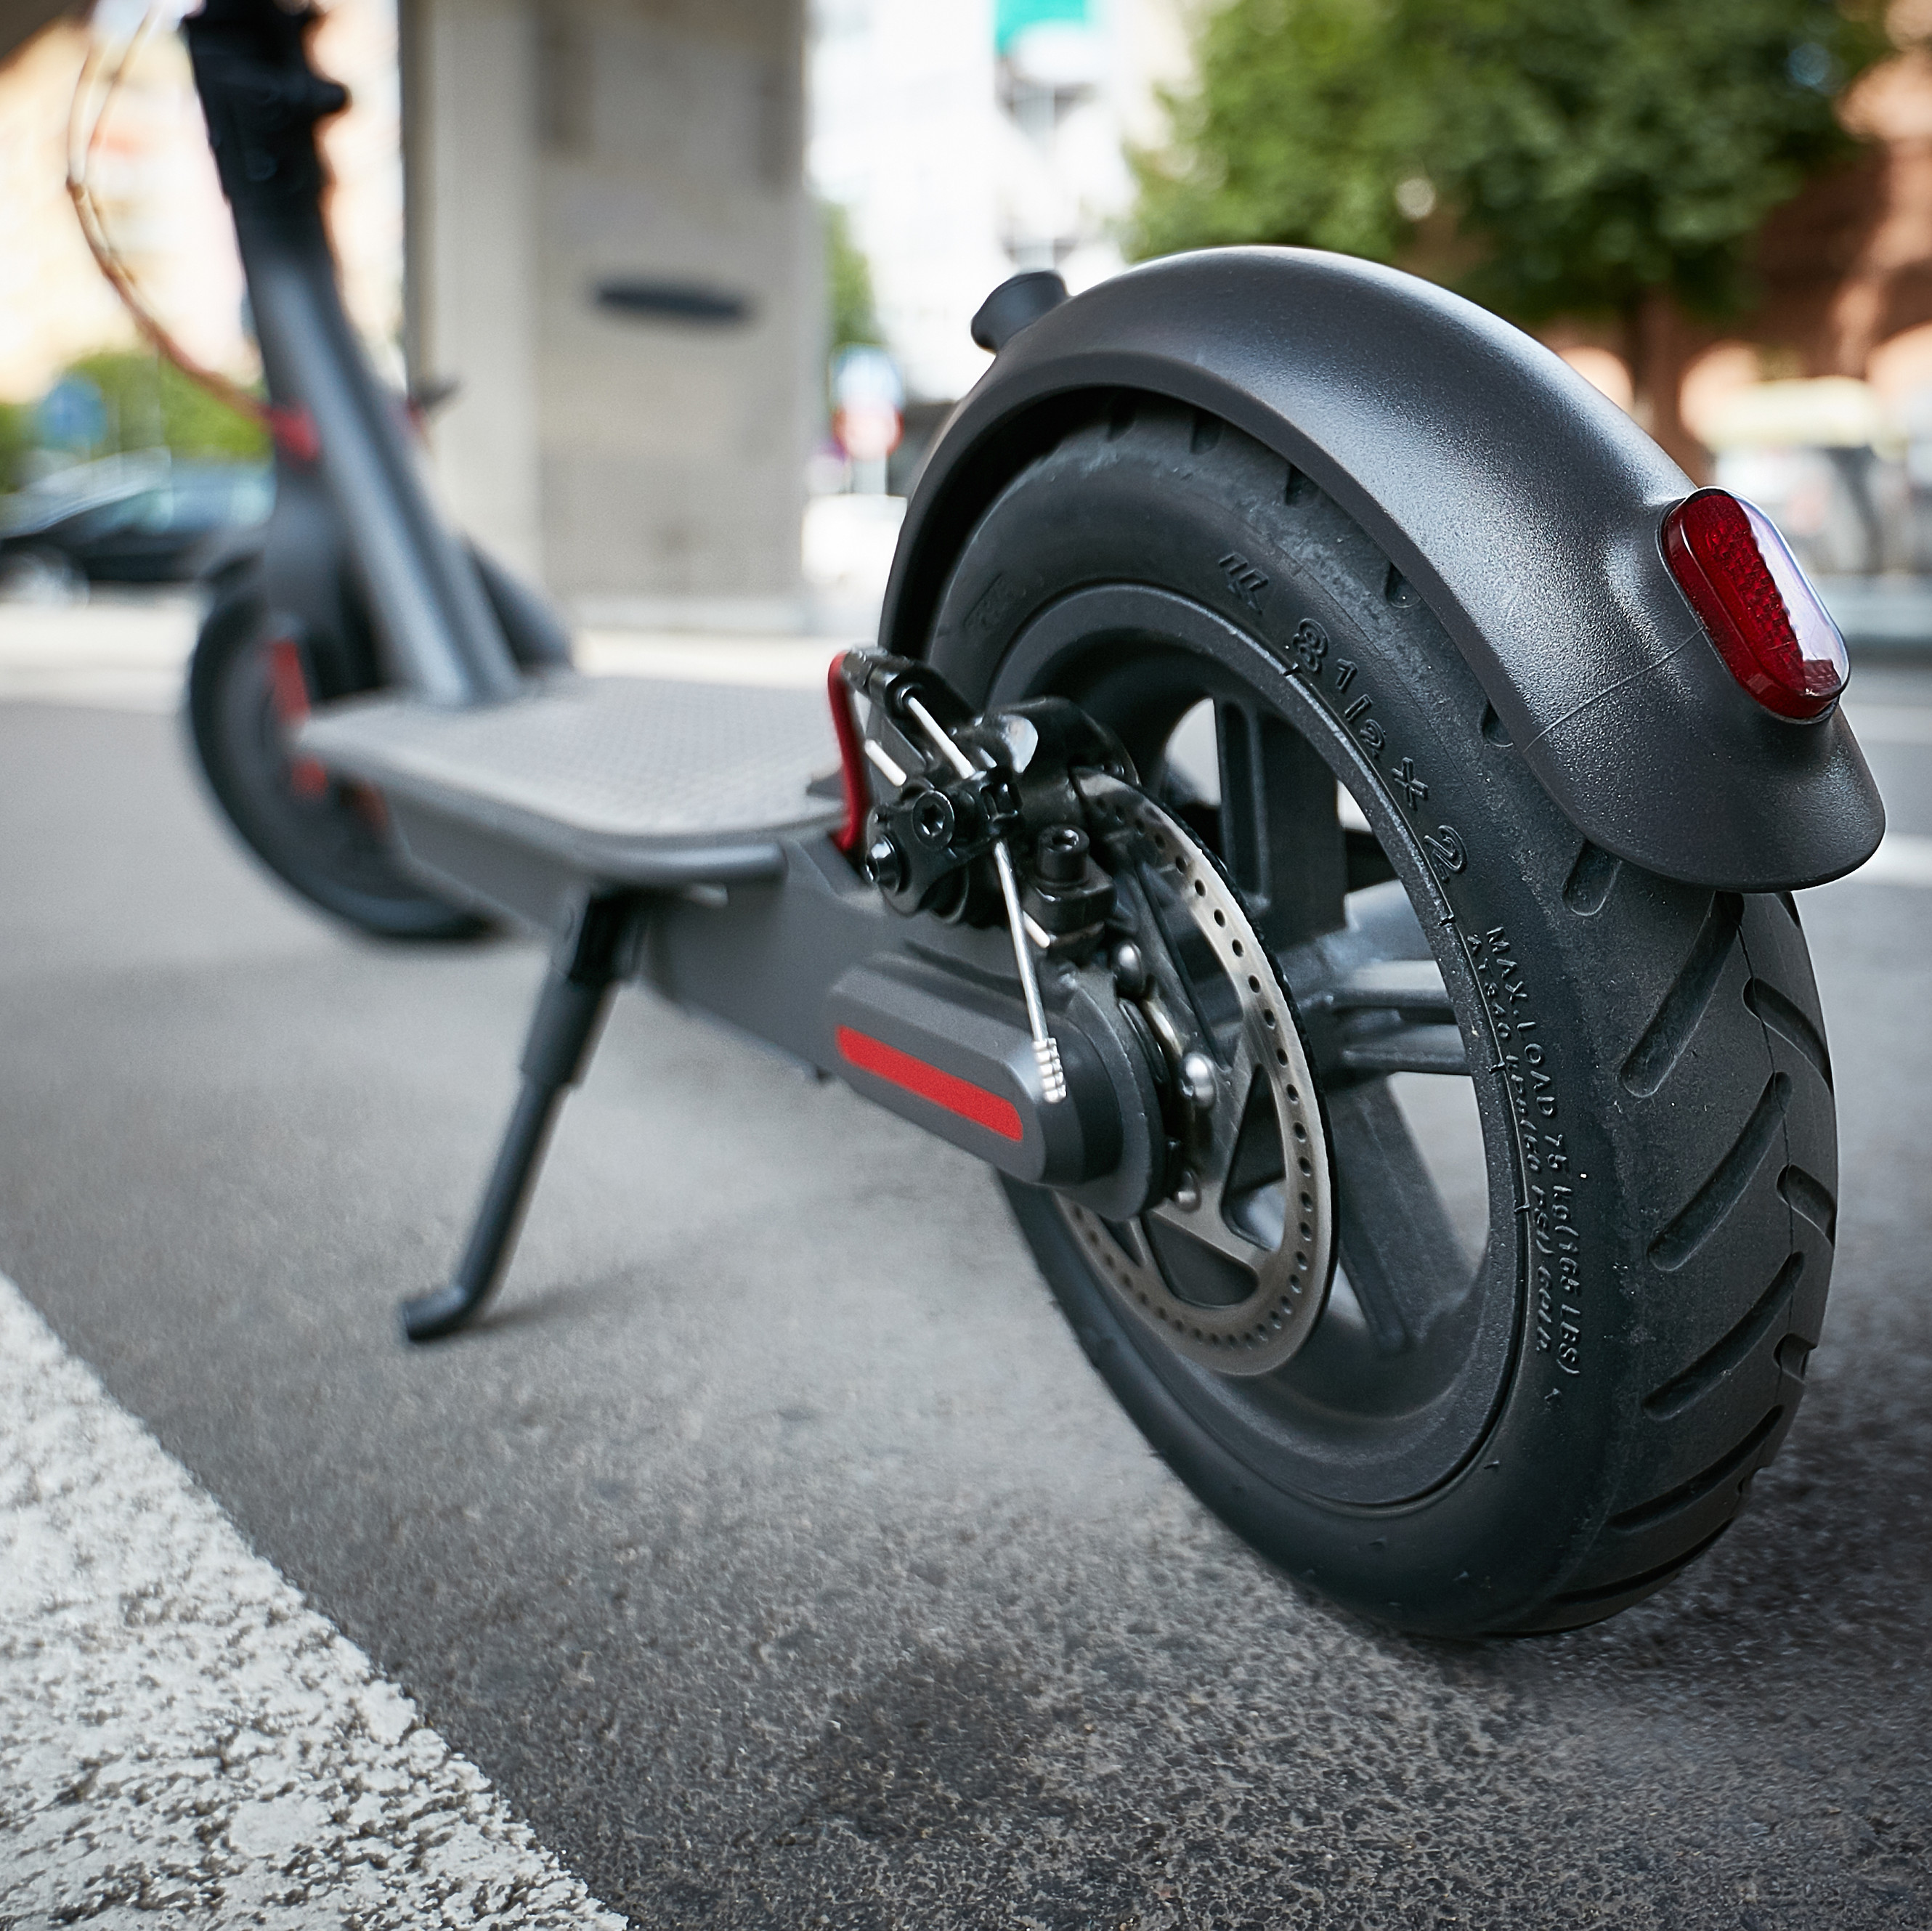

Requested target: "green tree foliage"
[
  {"left": 0, "top": 401, "right": 36, "bottom": 492},
  {"left": 62, "top": 350, "right": 269, "bottom": 463},
  {"left": 1, "top": 350, "right": 267, "bottom": 493},
  {"left": 1132, "top": 0, "right": 1890, "bottom": 328},
  {"left": 824, "top": 200, "right": 885, "bottom": 355}
]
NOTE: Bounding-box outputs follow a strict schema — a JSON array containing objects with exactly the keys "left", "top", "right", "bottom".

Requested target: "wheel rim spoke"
[
  {"left": 1145, "top": 1038, "right": 1275, "bottom": 1279},
  {"left": 1215, "top": 702, "right": 1348, "bottom": 953},
  {"left": 1276, "top": 879, "right": 1472, "bottom": 1081},
  {"left": 1325, "top": 960, "right": 1455, "bottom": 1021},
  {"left": 1312, "top": 959, "right": 1469, "bottom": 1078},
  {"left": 1145, "top": 712, "right": 1482, "bottom": 1357},
  {"left": 1336, "top": 1023, "right": 1466, "bottom": 1076},
  {"left": 1059, "top": 648, "right": 1497, "bottom": 1399},
  {"left": 1326, "top": 1078, "right": 1470, "bottom": 1351}
]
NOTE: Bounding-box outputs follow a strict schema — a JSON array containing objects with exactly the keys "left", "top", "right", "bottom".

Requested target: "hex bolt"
[
  {"left": 1036, "top": 824, "right": 1089, "bottom": 884},
  {"left": 910, "top": 790, "right": 956, "bottom": 848},
  {"left": 867, "top": 834, "right": 906, "bottom": 892},
  {"left": 1111, "top": 941, "right": 1148, "bottom": 997},
  {"left": 1180, "top": 1052, "right": 1218, "bottom": 1110}
]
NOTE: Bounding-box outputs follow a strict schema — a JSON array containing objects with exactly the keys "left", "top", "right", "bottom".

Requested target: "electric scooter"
[{"left": 174, "top": 0, "right": 1883, "bottom": 1638}]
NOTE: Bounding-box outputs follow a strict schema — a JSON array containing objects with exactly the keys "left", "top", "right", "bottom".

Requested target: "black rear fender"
[{"left": 881, "top": 248, "right": 1882, "bottom": 892}]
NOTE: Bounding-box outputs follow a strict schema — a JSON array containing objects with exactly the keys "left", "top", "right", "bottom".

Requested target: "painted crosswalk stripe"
[{"left": 0, "top": 1274, "right": 625, "bottom": 1928}]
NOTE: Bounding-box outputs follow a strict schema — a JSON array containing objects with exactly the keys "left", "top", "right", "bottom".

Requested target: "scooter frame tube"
[{"left": 184, "top": 0, "right": 520, "bottom": 707}]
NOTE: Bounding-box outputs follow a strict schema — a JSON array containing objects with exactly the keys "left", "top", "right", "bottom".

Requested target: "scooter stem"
[{"left": 185, "top": 0, "right": 519, "bottom": 707}]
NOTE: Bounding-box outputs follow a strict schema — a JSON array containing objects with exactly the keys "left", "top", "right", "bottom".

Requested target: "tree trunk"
[{"left": 1624, "top": 289, "right": 1710, "bottom": 485}]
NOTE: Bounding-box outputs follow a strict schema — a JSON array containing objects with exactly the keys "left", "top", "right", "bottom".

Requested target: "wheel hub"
[{"left": 1066, "top": 773, "right": 1336, "bottom": 1377}]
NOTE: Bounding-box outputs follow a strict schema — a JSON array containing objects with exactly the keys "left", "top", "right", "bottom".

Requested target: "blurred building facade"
[
  {"left": 1, "top": 0, "right": 816, "bottom": 621},
  {"left": 0, "top": 5, "right": 399, "bottom": 405},
  {"left": 1615, "top": 39, "right": 1932, "bottom": 577},
  {"left": 20, "top": 0, "right": 1932, "bottom": 608},
  {"left": 809, "top": 0, "right": 1188, "bottom": 406},
  {"left": 405, "top": 0, "right": 814, "bottom": 619}
]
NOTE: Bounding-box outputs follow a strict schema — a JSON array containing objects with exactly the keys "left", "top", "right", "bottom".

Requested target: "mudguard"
[{"left": 880, "top": 248, "right": 1883, "bottom": 893}]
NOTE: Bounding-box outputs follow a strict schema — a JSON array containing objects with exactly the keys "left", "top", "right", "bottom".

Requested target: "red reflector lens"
[
  {"left": 1662, "top": 489, "right": 1847, "bottom": 720},
  {"left": 835, "top": 1025, "right": 1025, "bottom": 1142}
]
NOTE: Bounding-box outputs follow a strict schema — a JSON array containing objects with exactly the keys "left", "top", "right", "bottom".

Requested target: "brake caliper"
[
  {"left": 837, "top": 650, "right": 1336, "bottom": 1376},
  {"left": 840, "top": 650, "right": 1134, "bottom": 1103}
]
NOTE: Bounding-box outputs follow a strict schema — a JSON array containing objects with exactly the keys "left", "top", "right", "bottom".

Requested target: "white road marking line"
[
  {"left": 0, "top": 1275, "right": 625, "bottom": 1929},
  {"left": 1853, "top": 832, "right": 1932, "bottom": 887}
]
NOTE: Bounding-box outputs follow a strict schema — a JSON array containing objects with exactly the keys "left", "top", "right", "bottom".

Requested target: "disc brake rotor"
[{"left": 1060, "top": 773, "right": 1336, "bottom": 1377}]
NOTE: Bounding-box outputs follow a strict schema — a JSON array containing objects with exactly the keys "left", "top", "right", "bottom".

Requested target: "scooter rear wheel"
[
  {"left": 187, "top": 572, "right": 487, "bottom": 941},
  {"left": 928, "top": 399, "right": 1836, "bottom": 1635}
]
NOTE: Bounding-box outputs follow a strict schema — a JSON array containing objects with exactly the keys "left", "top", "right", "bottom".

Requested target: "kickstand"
[{"left": 401, "top": 893, "right": 638, "bottom": 1342}]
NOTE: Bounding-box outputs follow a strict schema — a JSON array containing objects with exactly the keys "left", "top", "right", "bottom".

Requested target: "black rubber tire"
[
  {"left": 928, "top": 398, "right": 1837, "bottom": 1636},
  {"left": 187, "top": 575, "right": 487, "bottom": 941}
]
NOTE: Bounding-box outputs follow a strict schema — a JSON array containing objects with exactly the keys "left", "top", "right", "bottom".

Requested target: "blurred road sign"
[
  {"left": 39, "top": 377, "right": 107, "bottom": 452},
  {"left": 832, "top": 346, "right": 902, "bottom": 462}
]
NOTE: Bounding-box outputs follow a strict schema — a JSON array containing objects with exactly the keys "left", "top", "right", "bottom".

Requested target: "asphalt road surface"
[{"left": 3, "top": 632, "right": 1931, "bottom": 1927}]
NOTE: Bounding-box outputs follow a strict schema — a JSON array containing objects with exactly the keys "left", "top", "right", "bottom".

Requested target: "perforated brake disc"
[{"left": 1059, "top": 773, "right": 1337, "bottom": 1378}]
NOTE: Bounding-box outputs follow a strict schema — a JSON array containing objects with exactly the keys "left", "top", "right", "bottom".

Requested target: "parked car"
[{"left": 0, "top": 451, "right": 271, "bottom": 591}]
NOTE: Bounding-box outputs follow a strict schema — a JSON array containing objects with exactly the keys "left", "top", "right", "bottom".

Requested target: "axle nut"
[{"left": 866, "top": 834, "right": 906, "bottom": 893}]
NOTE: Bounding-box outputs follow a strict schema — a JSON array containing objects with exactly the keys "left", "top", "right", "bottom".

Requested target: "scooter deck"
[{"left": 299, "top": 672, "right": 843, "bottom": 890}]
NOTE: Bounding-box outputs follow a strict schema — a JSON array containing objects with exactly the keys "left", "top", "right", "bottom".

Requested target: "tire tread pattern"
[
  {"left": 1620, "top": 893, "right": 1743, "bottom": 1096},
  {"left": 1535, "top": 883, "right": 1833, "bottom": 1630},
  {"left": 1642, "top": 1253, "right": 1803, "bottom": 1420},
  {"left": 1646, "top": 1071, "right": 1791, "bottom": 1272}
]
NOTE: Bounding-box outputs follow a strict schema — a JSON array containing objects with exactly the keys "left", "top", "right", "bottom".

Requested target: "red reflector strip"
[
  {"left": 266, "top": 404, "right": 320, "bottom": 464},
  {"left": 264, "top": 637, "right": 329, "bottom": 799},
  {"left": 835, "top": 1025, "right": 1024, "bottom": 1142}
]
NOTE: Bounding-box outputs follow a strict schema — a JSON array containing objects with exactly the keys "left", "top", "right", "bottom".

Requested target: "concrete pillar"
[
  {"left": 402, "top": 0, "right": 545, "bottom": 582},
  {"left": 402, "top": 0, "right": 811, "bottom": 622}
]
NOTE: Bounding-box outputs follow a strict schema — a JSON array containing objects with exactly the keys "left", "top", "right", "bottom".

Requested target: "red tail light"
[{"left": 1662, "top": 489, "right": 1847, "bottom": 721}]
